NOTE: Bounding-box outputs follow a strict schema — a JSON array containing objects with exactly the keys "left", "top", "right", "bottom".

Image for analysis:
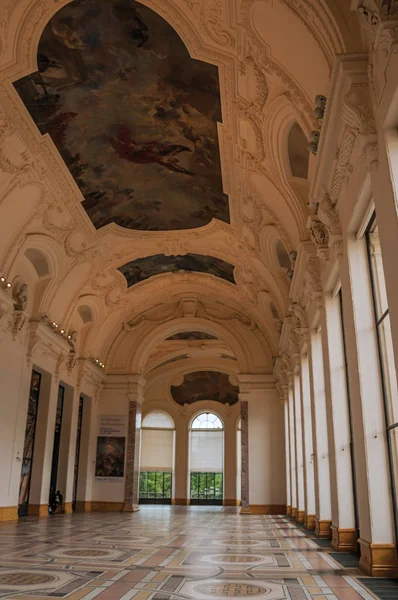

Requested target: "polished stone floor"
[{"left": 0, "top": 507, "right": 380, "bottom": 599}]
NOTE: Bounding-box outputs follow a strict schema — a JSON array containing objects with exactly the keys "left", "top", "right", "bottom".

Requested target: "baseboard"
[
  {"left": 359, "top": 538, "right": 398, "bottom": 577},
  {"left": 0, "top": 506, "right": 18, "bottom": 522},
  {"left": 28, "top": 504, "right": 49, "bottom": 517},
  {"left": 91, "top": 501, "right": 125, "bottom": 512},
  {"left": 171, "top": 498, "right": 190, "bottom": 505},
  {"left": 315, "top": 518, "right": 332, "bottom": 539},
  {"left": 63, "top": 502, "right": 73, "bottom": 514},
  {"left": 331, "top": 526, "right": 358, "bottom": 553},
  {"left": 241, "top": 504, "right": 286, "bottom": 515},
  {"left": 75, "top": 501, "right": 92, "bottom": 513},
  {"left": 223, "top": 499, "right": 240, "bottom": 506},
  {"left": 304, "top": 514, "right": 316, "bottom": 530}
]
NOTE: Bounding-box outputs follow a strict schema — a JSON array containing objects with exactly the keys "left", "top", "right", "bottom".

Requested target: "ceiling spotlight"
[
  {"left": 6, "top": 282, "right": 12, "bottom": 288},
  {"left": 0, "top": 277, "right": 5, "bottom": 283},
  {"left": 289, "top": 250, "right": 297, "bottom": 261},
  {"left": 60, "top": 329, "right": 65, "bottom": 334},
  {"left": 287, "top": 268, "right": 294, "bottom": 280},
  {"left": 67, "top": 335, "right": 71, "bottom": 339}
]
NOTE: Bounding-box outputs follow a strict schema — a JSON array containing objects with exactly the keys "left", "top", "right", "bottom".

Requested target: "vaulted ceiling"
[{"left": 0, "top": 0, "right": 366, "bottom": 385}]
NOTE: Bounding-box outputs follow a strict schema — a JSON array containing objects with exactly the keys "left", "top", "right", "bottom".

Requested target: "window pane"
[
  {"left": 388, "top": 428, "right": 398, "bottom": 515},
  {"left": 368, "top": 223, "right": 389, "bottom": 319},
  {"left": 191, "top": 412, "right": 223, "bottom": 429},
  {"left": 215, "top": 473, "right": 223, "bottom": 499},
  {"left": 142, "top": 411, "right": 174, "bottom": 429},
  {"left": 378, "top": 313, "right": 398, "bottom": 425},
  {"left": 199, "top": 473, "right": 207, "bottom": 499},
  {"left": 164, "top": 473, "right": 172, "bottom": 498},
  {"left": 147, "top": 472, "right": 156, "bottom": 498},
  {"left": 140, "top": 472, "right": 147, "bottom": 498},
  {"left": 190, "top": 473, "right": 198, "bottom": 499}
]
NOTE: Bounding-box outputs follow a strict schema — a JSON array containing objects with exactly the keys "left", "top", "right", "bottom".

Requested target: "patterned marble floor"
[{"left": 0, "top": 507, "right": 380, "bottom": 599}]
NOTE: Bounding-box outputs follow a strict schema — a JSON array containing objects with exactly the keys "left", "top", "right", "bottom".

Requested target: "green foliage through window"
[
  {"left": 139, "top": 471, "right": 172, "bottom": 500},
  {"left": 190, "top": 472, "right": 223, "bottom": 500}
]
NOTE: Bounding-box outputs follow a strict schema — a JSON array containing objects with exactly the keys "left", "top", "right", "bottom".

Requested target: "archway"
[
  {"left": 139, "top": 410, "right": 175, "bottom": 504},
  {"left": 189, "top": 412, "right": 224, "bottom": 505}
]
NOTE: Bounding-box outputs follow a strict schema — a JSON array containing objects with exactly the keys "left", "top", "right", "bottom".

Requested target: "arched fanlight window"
[
  {"left": 191, "top": 412, "right": 223, "bottom": 430},
  {"left": 142, "top": 411, "right": 174, "bottom": 429}
]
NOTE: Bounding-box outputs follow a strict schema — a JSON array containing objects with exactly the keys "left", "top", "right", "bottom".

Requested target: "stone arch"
[
  {"left": 123, "top": 317, "right": 270, "bottom": 375},
  {"left": 7, "top": 233, "right": 64, "bottom": 318}
]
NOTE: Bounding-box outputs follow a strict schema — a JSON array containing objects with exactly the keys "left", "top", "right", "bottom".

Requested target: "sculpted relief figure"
[{"left": 13, "top": 283, "right": 28, "bottom": 311}]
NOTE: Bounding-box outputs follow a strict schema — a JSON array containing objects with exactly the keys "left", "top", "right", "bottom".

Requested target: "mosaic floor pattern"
[{"left": 0, "top": 507, "right": 380, "bottom": 599}]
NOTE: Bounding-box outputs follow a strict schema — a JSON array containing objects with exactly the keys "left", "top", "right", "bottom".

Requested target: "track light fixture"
[
  {"left": 0, "top": 272, "right": 12, "bottom": 289},
  {"left": 90, "top": 356, "right": 105, "bottom": 370}
]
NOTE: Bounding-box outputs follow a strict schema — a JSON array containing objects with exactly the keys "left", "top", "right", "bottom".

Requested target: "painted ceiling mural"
[
  {"left": 167, "top": 332, "right": 217, "bottom": 340},
  {"left": 171, "top": 371, "right": 239, "bottom": 406},
  {"left": 118, "top": 253, "right": 236, "bottom": 287},
  {"left": 14, "top": 0, "right": 229, "bottom": 231}
]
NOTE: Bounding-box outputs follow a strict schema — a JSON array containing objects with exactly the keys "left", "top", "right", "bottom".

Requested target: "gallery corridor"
[{"left": 0, "top": 507, "right": 392, "bottom": 600}]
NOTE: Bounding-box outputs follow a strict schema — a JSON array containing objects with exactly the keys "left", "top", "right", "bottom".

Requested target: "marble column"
[
  {"left": 124, "top": 376, "right": 145, "bottom": 512},
  {"left": 240, "top": 400, "right": 249, "bottom": 512},
  {"left": 173, "top": 416, "right": 189, "bottom": 505}
]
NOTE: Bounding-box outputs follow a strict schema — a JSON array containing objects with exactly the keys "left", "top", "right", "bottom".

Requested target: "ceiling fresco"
[
  {"left": 118, "top": 254, "right": 236, "bottom": 287},
  {"left": 13, "top": 0, "right": 229, "bottom": 231},
  {"left": 167, "top": 332, "right": 218, "bottom": 340},
  {"left": 171, "top": 371, "right": 239, "bottom": 406},
  {"left": 382, "top": 1, "right": 398, "bottom": 16}
]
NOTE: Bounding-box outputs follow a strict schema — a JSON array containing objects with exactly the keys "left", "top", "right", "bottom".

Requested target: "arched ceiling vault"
[{"left": 0, "top": 0, "right": 365, "bottom": 377}]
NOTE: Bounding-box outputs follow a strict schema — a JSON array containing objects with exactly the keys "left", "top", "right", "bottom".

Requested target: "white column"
[
  {"left": 57, "top": 385, "right": 81, "bottom": 512},
  {"left": 370, "top": 132, "right": 398, "bottom": 379},
  {"left": 300, "top": 351, "right": 316, "bottom": 529},
  {"left": 75, "top": 393, "right": 98, "bottom": 511},
  {"left": 283, "top": 395, "right": 292, "bottom": 515},
  {"left": 0, "top": 300, "right": 32, "bottom": 520},
  {"left": 341, "top": 234, "right": 397, "bottom": 575},
  {"left": 238, "top": 375, "right": 286, "bottom": 514},
  {"left": 320, "top": 292, "right": 357, "bottom": 551},
  {"left": 28, "top": 370, "right": 61, "bottom": 515},
  {"left": 293, "top": 367, "right": 305, "bottom": 523},
  {"left": 288, "top": 383, "right": 297, "bottom": 518},
  {"left": 308, "top": 328, "right": 332, "bottom": 538}
]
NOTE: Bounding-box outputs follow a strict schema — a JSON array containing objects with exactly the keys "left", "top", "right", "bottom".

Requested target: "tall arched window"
[
  {"left": 190, "top": 412, "right": 224, "bottom": 504},
  {"left": 140, "top": 411, "right": 175, "bottom": 504}
]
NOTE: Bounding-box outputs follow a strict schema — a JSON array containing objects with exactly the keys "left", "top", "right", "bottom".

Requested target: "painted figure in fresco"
[
  {"left": 107, "top": 124, "right": 195, "bottom": 175},
  {"left": 382, "top": 0, "right": 398, "bottom": 16},
  {"left": 171, "top": 371, "right": 239, "bottom": 406},
  {"left": 14, "top": 0, "right": 229, "bottom": 231}
]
